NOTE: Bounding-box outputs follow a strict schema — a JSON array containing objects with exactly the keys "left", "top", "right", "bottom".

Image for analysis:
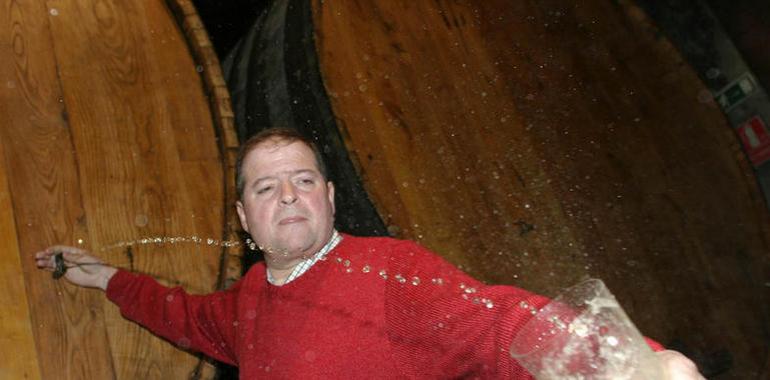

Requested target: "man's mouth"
[{"left": 278, "top": 216, "right": 307, "bottom": 225}]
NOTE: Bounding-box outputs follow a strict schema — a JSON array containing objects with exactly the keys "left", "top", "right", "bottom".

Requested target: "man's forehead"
[
  {"left": 249, "top": 139, "right": 312, "bottom": 158},
  {"left": 253, "top": 137, "right": 300, "bottom": 152},
  {"left": 245, "top": 140, "right": 320, "bottom": 173}
]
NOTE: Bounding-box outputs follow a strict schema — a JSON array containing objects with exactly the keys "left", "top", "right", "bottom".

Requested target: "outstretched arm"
[
  {"left": 34, "top": 245, "right": 117, "bottom": 290},
  {"left": 35, "top": 244, "right": 239, "bottom": 365}
]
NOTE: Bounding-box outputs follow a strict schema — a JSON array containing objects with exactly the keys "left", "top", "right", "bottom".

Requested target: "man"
[{"left": 36, "top": 128, "right": 704, "bottom": 379}]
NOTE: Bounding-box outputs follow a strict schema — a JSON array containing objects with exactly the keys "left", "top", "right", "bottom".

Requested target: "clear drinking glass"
[{"left": 509, "top": 278, "right": 662, "bottom": 380}]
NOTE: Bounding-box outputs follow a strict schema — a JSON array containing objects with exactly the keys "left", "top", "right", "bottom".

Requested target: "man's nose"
[{"left": 280, "top": 181, "right": 297, "bottom": 205}]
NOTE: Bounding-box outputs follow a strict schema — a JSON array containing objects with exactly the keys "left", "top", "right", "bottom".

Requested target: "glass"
[{"left": 510, "top": 278, "right": 662, "bottom": 379}]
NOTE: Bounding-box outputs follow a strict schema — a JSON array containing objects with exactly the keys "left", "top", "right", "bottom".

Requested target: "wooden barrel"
[
  {"left": 225, "top": 0, "right": 770, "bottom": 377},
  {"left": 0, "top": 0, "right": 239, "bottom": 379}
]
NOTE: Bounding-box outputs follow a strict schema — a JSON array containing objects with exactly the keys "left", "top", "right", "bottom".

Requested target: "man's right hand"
[{"left": 35, "top": 246, "right": 117, "bottom": 290}]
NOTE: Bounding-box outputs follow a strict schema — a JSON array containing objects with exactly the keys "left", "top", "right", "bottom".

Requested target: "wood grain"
[
  {"left": 165, "top": 0, "right": 242, "bottom": 291},
  {"left": 313, "top": 0, "right": 770, "bottom": 377},
  {"left": 0, "top": 130, "right": 41, "bottom": 380},
  {"left": 43, "top": 0, "right": 224, "bottom": 378},
  {"left": 0, "top": 0, "right": 233, "bottom": 378},
  {"left": 0, "top": 0, "right": 116, "bottom": 378}
]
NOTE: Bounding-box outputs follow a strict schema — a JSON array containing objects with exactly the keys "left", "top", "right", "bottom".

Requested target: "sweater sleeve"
[
  {"left": 383, "top": 240, "right": 663, "bottom": 379},
  {"left": 105, "top": 269, "right": 240, "bottom": 365}
]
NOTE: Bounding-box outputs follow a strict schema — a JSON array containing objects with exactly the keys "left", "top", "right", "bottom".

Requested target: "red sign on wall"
[{"left": 736, "top": 116, "right": 770, "bottom": 167}]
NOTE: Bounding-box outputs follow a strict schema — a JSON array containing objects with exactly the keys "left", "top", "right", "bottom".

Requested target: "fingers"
[
  {"left": 34, "top": 245, "right": 95, "bottom": 271},
  {"left": 46, "top": 245, "right": 88, "bottom": 255},
  {"left": 34, "top": 249, "right": 56, "bottom": 271}
]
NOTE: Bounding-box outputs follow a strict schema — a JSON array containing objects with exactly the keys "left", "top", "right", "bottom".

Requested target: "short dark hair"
[{"left": 236, "top": 128, "right": 329, "bottom": 198}]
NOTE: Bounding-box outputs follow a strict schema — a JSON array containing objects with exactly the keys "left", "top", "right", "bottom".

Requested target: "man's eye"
[
  {"left": 298, "top": 178, "right": 314, "bottom": 185},
  {"left": 257, "top": 186, "right": 273, "bottom": 194}
]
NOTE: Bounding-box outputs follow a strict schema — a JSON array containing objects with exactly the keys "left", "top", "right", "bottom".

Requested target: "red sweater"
[{"left": 106, "top": 234, "right": 661, "bottom": 378}]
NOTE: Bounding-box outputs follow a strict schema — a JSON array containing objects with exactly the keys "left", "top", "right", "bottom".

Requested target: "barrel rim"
[{"left": 163, "top": 0, "right": 243, "bottom": 289}]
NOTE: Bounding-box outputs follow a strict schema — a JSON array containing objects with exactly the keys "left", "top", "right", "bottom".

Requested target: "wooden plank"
[
  {"left": 0, "top": 1, "right": 116, "bottom": 379},
  {"left": 165, "top": 0, "right": 243, "bottom": 291},
  {"left": 42, "top": 0, "right": 222, "bottom": 378},
  {"left": 313, "top": 0, "right": 579, "bottom": 284},
  {"left": 0, "top": 138, "right": 41, "bottom": 380},
  {"left": 0, "top": 0, "right": 229, "bottom": 378},
  {"left": 142, "top": 0, "right": 223, "bottom": 285}
]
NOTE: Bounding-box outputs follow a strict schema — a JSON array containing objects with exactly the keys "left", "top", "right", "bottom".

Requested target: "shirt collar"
[{"left": 266, "top": 230, "right": 342, "bottom": 285}]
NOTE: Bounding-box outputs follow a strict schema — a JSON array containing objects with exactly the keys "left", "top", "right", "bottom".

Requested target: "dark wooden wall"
[{"left": 310, "top": 0, "right": 770, "bottom": 378}]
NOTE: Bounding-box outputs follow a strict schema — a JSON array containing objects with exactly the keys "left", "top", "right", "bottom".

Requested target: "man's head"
[
  {"left": 235, "top": 128, "right": 335, "bottom": 264},
  {"left": 236, "top": 128, "right": 329, "bottom": 198}
]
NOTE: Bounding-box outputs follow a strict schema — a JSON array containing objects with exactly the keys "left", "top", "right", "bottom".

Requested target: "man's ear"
[
  {"left": 236, "top": 200, "right": 249, "bottom": 233},
  {"left": 327, "top": 181, "right": 335, "bottom": 215}
]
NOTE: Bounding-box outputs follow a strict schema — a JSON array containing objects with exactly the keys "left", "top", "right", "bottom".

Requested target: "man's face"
[{"left": 236, "top": 140, "right": 335, "bottom": 261}]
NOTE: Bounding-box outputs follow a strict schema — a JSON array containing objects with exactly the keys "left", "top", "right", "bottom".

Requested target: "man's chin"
[{"left": 263, "top": 239, "right": 312, "bottom": 257}]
